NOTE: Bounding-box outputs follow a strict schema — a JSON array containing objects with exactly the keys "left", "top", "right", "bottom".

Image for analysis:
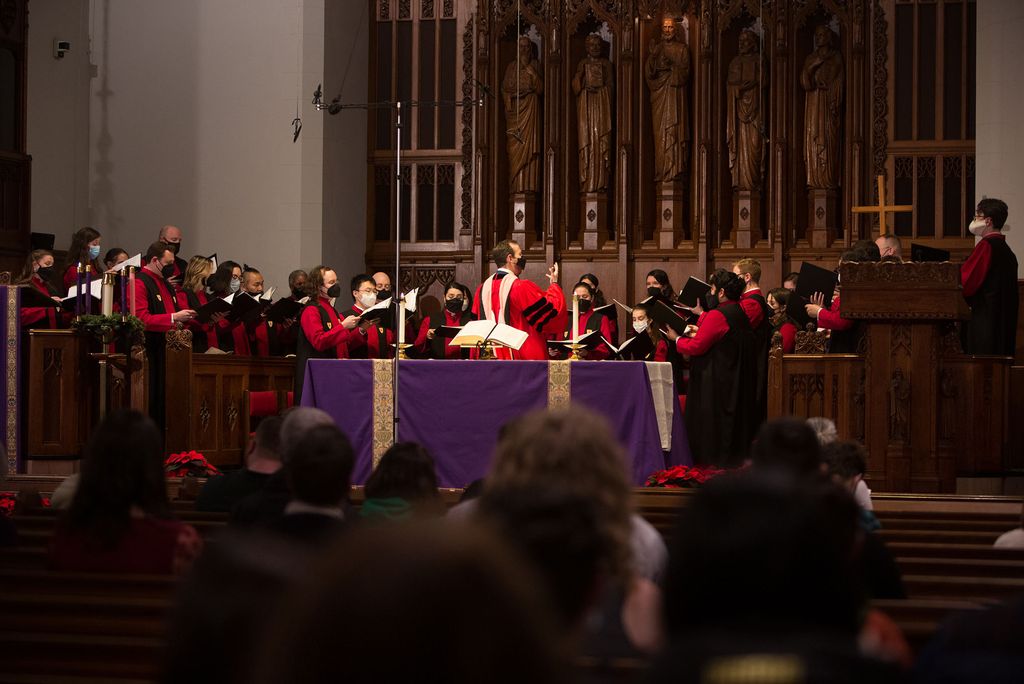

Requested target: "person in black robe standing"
[
  {"left": 960, "top": 198, "right": 1019, "bottom": 356},
  {"left": 665, "top": 272, "right": 757, "bottom": 466}
]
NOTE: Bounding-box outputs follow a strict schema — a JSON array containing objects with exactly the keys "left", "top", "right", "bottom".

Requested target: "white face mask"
[
  {"left": 633, "top": 320, "right": 649, "bottom": 334},
  {"left": 968, "top": 218, "right": 988, "bottom": 236},
  {"left": 359, "top": 293, "right": 377, "bottom": 308}
]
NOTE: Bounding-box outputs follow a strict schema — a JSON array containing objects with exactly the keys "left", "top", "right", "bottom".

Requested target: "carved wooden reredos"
[{"left": 367, "top": 0, "right": 976, "bottom": 305}]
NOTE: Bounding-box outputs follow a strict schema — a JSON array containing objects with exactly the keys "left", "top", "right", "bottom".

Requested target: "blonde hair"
[
  {"left": 733, "top": 258, "right": 762, "bottom": 285},
  {"left": 182, "top": 256, "right": 213, "bottom": 293},
  {"left": 17, "top": 249, "right": 54, "bottom": 284},
  {"left": 486, "top": 407, "right": 633, "bottom": 579}
]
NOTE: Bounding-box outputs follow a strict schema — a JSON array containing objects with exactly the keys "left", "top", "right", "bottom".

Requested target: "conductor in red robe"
[{"left": 472, "top": 239, "right": 567, "bottom": 360}]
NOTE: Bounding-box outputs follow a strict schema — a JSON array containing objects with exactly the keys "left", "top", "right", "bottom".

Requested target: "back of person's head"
[
  {"left": 664, "top": 472, "right": 864, "bottom": 637},
  {"left": 717, "top": 272, "right": 745, "bottom": 301},
  {"left": 977, "top": 198, "right": 1009, "bottom": 230},
  {"left": 206, "top": 264, "right": 234, "bottom": 295},
  {"left": 751, "top": 417, "right": 823, "bottom": 477},
  {"left": 707, "top": 268, "right": 731, "bottom": 291},
  {"left": 840, "top": 247, "right": 871, "bottom": 264},
  {"left": 822, "top": 441, "right": 868, "bottom": 491},
  {"left": 279, "top": 407, "right": 335, "bottom": 461},
  {"left": 67, "top": 410, "right": 169, "bottom": 545},
  {"left": 488, "top": 406, "right": 632, "bottom": 579},
  {"left": 364, "top": 442, "right": 439, "bottom": 502},
  {"left": 256, "top": 523, "right": 564, "bottom": 684},
  {"left": 478, "top": 484, "right": 609, "bottom": 629},
  {"left": 852, "top": 240, "right": 882, "bottom": 262},
  {"left": 252, "top": 415, "right": 284, "bottom": 462},
  {"left": 807, "top": 416, "right": 838, "bottom": 445},
  {"left": 285, "top": 425, "right": 354, "bottom": 507}
]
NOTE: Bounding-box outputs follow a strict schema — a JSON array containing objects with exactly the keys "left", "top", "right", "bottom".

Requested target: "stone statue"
[
  {"left": 801, "top": 24, "right": 844, "bottom": 189},
  {"left": 502, "top": 36, "right": 544, "bottom": 194},
  {"left": 645, "top": 18, "right": 690, "bottom": 182},
  {"left": 727, "top": 29, "right": 764, "bottom": 191},
  {"left": 572, "top": 35, "right": 614, "bottom": 193}
]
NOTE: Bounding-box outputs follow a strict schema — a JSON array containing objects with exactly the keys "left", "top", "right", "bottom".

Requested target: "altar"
[{"left": 300, "top": 359, "right": 691, "bottom": 488}]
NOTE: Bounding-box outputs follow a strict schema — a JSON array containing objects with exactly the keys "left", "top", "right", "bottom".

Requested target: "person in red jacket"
[
  {"left": 176, "top": 255, "right": 225, "bottom": 353},
  {"left": 562, "top": 281, "right": 613, "bottom": 360},
  {"left": 17, "top": 249, "right": 66, "bottom": 330},
  {"left": 60, "top": 226, "right": 104, "bottom": 297},
  {"left": 767, "top": 287, "right": 797, "bottom": 354},
  {"left": 412, "top": 283, "right": 475, "bottom": 359},
  {"left": 295, "top": 266, "right": 364, "bottom": 401},
  {"left": 472, "top": 239, "right": 566, "bottom": 360}
]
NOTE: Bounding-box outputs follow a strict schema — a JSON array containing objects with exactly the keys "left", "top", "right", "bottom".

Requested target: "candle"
[
  {"left": 85, "top": 265, "right": 93, "bottom": 315},
  {"left": 119, "top": 271, "right": 128, "bottom": 320},
  {"left": 76, "top": 262, "right": 84, "bottom": 318},
  {"left": 572, "top": 293, "right": 580, "bottom": 344},
  {"left": 129, "top": 267, "right": 137, "bottom": 316},
  {"left": 101, "top": 273, "right": 114, "bottom": 316},
  {"left": 398, "top": 295, "right": 406, "bottom": 353}
]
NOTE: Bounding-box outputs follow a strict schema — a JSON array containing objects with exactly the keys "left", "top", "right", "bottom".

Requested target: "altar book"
[{"left": 450, "top": 320, "right": 527, "bottom": 350}]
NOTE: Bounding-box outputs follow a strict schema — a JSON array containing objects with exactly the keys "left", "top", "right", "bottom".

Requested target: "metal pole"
[{"left": 393, "top": 101, "right": 402, "bottom": 444}]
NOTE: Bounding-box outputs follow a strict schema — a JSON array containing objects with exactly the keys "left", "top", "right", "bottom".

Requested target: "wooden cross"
[{"left": 851, "top": 175, "right": 913, "bottom": 237}]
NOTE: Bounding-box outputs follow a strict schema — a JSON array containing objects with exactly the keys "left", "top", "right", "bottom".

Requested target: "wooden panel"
[{"left": 26, "top": 332, "right": 92, "bottom": 459}]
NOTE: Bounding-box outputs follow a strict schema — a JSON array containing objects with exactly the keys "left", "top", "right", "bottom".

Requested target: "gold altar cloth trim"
[
  {"left": 5, "top": 287, "right": 18, "bottom": 475},
  {"left": 547, "top": 360, "right": 571, "bottom": 409},
  {"left": 371, "top": 359, "right": 395, "bottom": 469}
]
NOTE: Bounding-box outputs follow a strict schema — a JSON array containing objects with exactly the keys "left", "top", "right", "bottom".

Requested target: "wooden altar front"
[{"left": 769, "top": 261, "right": 1012, "bottom": 493}]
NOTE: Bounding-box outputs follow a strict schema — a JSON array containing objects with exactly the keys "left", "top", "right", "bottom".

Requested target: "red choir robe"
[
  {"left": 20, "top": 275, "right": 65, "bottom": 329},
  {"left": 413, "top": 309, "right": 474, "bottom": 359},
  {"left": 341, "top": 304, "right": 395, "bottom": 359},
  {"left": 133, "top": 269, "right": 178, "bottom": 332},
  {"left": 471, "top": 269, "right": 567, "bottom": 360},
  {"left": 960, "top": 232, "right": 1019, "bottom": 355},
  {"left": 176, "top": 289, "right": 220, "bottom": 353},
  {"left": 565, "top": 308, "right": 613, "bottom": 360},
  {"left": 62, "top": 263, "right": 100, "bottom": 295}
]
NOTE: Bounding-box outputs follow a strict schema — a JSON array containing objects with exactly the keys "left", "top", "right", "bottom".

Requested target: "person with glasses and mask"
[
  {"left": 206, "top": 261, "right": 249, "bottom": 354},
  {"left": 158, "top": 225, "right": 188, "bottom": 292},
  {"left": 472, "top": 239, "right": 566, "bottom": 360},
  {"left": 295, "top": 266, "right": 364, "bottom": 401},
  {"left": 961, "top": 198, "right": 1019, "bottom": 356},
  {"left": 340, "top": 274, "right": 396, "bottom": 359},
  {"left": 559, "top": 281, "right": 613, "bottom": 360},
  {"left": 412, "top": 283, "right": 476, "bottom": 360},
  {"left": 17, "top": 249, "right": 67, "bottom": 330}
]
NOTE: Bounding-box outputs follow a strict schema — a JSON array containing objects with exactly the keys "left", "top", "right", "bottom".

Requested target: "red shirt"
[
  {"left": 134, "top": 269, "right": 178, "bottom": 332},
  {"left": 567, "top": 309, "right": 613, "bottom": 360},
  {"left": 346, "top": 304, "right": 396, "bottom": 359},
  {"left": 778, "top": 321, "right": 797, "bottom": 354},
  {"left": 816, "top": 296, "right": 853, "bottom": 331},
  {"left": 176, "top": 290, "right": 219, "bottom": 351},
  {"left": 676, "top": 303, "right": 740, "bottom": 357},
  {"left": 739, "top": 288, "right": 766, "bottom": 328},
  {"left": 961, "top": 233, "right": 1006, "bottom": 298},
  {"left": 413, "top": 310, "right": 465, "bottom": 359},
  {"left": 299, "top": 297, "right": 356, "bottom": 357},
  {"left": 62, "top": 263, "right": 100, "bottom": 295},
  {"left": 20, "top": 276, "right": 64, "bottom": 329}
]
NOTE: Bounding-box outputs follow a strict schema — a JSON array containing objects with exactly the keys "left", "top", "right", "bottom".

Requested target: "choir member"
[
  {"left": 288, "top": 269, "right": 310, "bottom": 299},
  {"left": 104, "top": 248, "right": 129, "bottom": 271},
  {"left": 472, "top": 240, "right": 566, "bottom": 361},
  {"left": 960, "top": 198, "right": 1019, "bottom": 356},
  {"left": 372, "top": 271, "right": 393, "bottom": 296},
  {"left": 17, "top": 249, "right": 65, "bottom": 330},
  {"left": 733, "top": 258, "right": 772, "bottom": 422},
  {"left": 580, "top": 272, "right": 618, "bottom": 345},
  {"left": 767, "top": 287, "right": 797, "bottom": 354},
  {"left": 207, "top": 263, "right": 248, "bottom": 354},
  {"left": 564, "top": 281, "right": 613, "bottom": 360},
  {"left": 158, "top": 225, "right": 188, "bottom": 289},
  {"left": 240, "top": 269, "right": 271, "bottom": 357},
  {"left": 176, "top": 256, "right": 224, "bottom": 353},
  {"left": 412, "top": 283, "right": 475, "bottom": 359},
  {"left": 629, "top": 303, "right": 668, "bottom": 361},
  {"left": 645, "top": 268, "right": 677, "bottom": 302},
  {"left": 665, "top": 272, "right": 757, "bottom": 466},
  {"left": 804, "top": 248, "right": 866, "bottom": 354},
  {"left": 783, "top": 272, "right": 799, "bottom": 291},
  {"left": 342, "top": 274, "right": 395, "bottom": 359},
  {"left": 295, "top": 266, "right": 363, "bottom": 401},
  {"left": 60, "top": 226, "right": 104, "bottom": 295},
  {"left": 875, "top": 234, "right": 902, "bottom": 261},
  {"left": 272, "top": 270, "right": 310, "bottom": 357}
]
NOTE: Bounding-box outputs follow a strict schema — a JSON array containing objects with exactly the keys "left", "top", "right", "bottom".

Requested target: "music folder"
[
  {"left": 794, "top": 262, "right": 838, "bottom": 310},
  {"left": 20, "top": 287, "right": 62, "bottom": 309},
  {"left": 910, "top": 244, "right": 951, "bottom": 263},
  {"left": 642, "top": 297, "right": 691, "bottom": 335},
  {"left": 357, "top": 297, "right": 394, "bottom": 322},
  {"left": 195, "top": 294, "right": 234, "bottom": 324},
  {"left": 265, "top": 296, "right": 307, "bottom": 323},
  {"left": 678, "top": 276, "right": 712, "bottom": 308},
  {"left": 607, "top": 331, "right": 654, "bottom": 360}
]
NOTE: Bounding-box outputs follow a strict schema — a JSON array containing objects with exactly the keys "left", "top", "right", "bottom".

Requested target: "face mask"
[
  {"left": 291, "top": 288, "right": 306, "bottom": 299},
  {"left": 161, "top": 263, "right": 176, "bottom": 280},
  {"left": 968, "top": 218, "right": 987, "bottom": 236},
  {"left": 577, "top": 298, "right": 592, "bottom": 313},
  {"left": 704, "top": 292, "right": 719, "bottom": 310},
  {"left": 88, "top": 245, "right": 101, "bottom": 260},
  {"left": 513, "top": 255, "right": 527, "bottom": 270},
  {"left": 445, "top": 298, "right": 464, "bottom": 313},
  {"left": 164, "top": 241, "right": 181, "bottom": 255},
  {"left": 633, "top": 320, "right": 648, "bottom": 334},
  {"left": 229, "top": 279, "right": 241, "bottom": 293},
  {"left": 647, "top": 286, "right": 662, "bottom": 299},
  {"left": 359, "top": 293, "right": 377, "bottom": 308},
  {"left": 36, "top": 266, "right": 53, "bottom": 280},
  {"left": 325, "top": 283, "right": 342, "bottom": 299}
]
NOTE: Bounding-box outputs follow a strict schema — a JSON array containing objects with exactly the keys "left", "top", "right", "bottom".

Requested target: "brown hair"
[
  {"left": 16, "top": 249, "right": 54, "bottom": 284},
  {"left": 182, "top": 256, "right": 214, "bottom": 293},
  {"left": 307, "top": 265, "right": 335, "bottom": 297},
  {"left": 733, "top": 258, "right": 762, "bottom": 285},
  {"left": 491, "top": 239, "right": 519, "bottom": 268},
  {"left": 62, "top": 226, "right": 103, "bottom": 274}
]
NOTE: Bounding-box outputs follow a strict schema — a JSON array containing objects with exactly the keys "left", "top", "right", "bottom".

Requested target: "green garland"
[{"left": 71, "top": 314, "right": 145, "bottom": 345}]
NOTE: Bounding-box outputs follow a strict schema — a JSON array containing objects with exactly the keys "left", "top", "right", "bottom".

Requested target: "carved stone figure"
[
  {"left": 645, "top": 18, "right": 690, "bottom": 182},
  {"left": 502, "top": 36, "right": 543, "bottom": 194},
  {"left": 572, "top": 35, "right": 614, "bottom": 193},
  {"left": 727, "top": 29, "right": 764, "bottom": 191},
  {"left": 800, "top": 24, "right": 844, "bottom": 189},
  {"left": 889, "top": 367, "right": 911, "bottom": 441}
]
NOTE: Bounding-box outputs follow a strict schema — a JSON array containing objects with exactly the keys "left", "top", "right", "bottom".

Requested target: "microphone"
[{"left": 312, "top": 84, "right": 324, "bottom": 110}]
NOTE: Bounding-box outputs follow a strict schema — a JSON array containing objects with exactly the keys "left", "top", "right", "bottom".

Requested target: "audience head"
[
  {"left": 645, "top": 268, "right": 675, "bottom": 299},
  {"left": 206, "top": 264, "right": 235, "bottom": 296},
  {"left": 279, "top": 407, "right": 336, "bottom": 462},
  {"left": 182, "top": 256, "right": 214, "bottom": 293},
  {"left": 241, "top": 269, "right": 264, "bottom": 296},
  {"left": 351, "top": 274, "right": 377, "bottom": 308},
  {"left": 144, "top": 241, "right": 175, "bottom": 278},
  {"left": 158, "top": 224, "right": 183, "bottom": 256},
  {"left": 807, "top": 416, "right": 839, "bottom": 446},
  {"left": 104, "top": 248, "right": 129, "bottom": 271},
  {"left": 257, "top": 523, "right": 563, "bottom": 684},
  {"left": 65, "top": 226, "right": 102, "bottom": 270},
  {"left": 750, "top": 417, "right": 823, "bottom": 477},
  {"left": 444, "top": 282, "right": 472, "bottom": 313},
  {"left": 663, "top": 472, "right": 864, "bottom": 636},
  {"left": 288, "top": 269, "right": 309, "bottom": 299},
  {"left": 732, "top": 258, "right": 762, "bottom": 289},
  {"left": 488, "top": 406, "right": 632, "bottom": 580},
  {"left": 822, "top": 440, "right": 868, "bottom": 494},
  {"left": 285, "top": 425, "right": 354, "bottom": 508},
  {"left": 371, "top": 271, "right": 392, "bottom": 295},
  {"left": 364, "top": 442, "right": 440, "bottom": 505},
  {"left": 18, "top": 249, "right": 55, "bottom": 283},
  {"left": 783, "top": 271, "right": 799, "bottom": 291},
  {"left": 307, "top": 265, "right": 339, "bottom": 301},
  {"left": 67, "top": 410, "right": 169, "bottom": 545},
  {"left": 247, "top": 415, "right": 284, "bottom": 468},
  {"left": 492, "top": 239, "right": 525, "bottom": 275},
  {"left": 974, "top": 198, "right": 1009, "bottom": 233},
  {"left": 875, "top": 234, "right": 903, "bottom": 259}
]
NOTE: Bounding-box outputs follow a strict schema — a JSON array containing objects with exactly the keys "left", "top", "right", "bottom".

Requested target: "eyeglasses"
[{"left": 358, "top": 288, "right": 377, "bottom": 295}]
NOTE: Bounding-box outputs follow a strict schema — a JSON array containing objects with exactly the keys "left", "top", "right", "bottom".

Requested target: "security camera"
[{"left": 53, "top": 40, "right": 71, "bottom": 59}]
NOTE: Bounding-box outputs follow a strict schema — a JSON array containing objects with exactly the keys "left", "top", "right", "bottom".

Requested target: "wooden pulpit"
[{"left": 769, "top": 261, "right": 1011, "bottom": 493}]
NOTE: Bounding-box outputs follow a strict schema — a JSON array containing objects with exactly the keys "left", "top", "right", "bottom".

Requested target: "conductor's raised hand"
[{"left": 547, "top": 263, "right": 559, "bottom": 284}]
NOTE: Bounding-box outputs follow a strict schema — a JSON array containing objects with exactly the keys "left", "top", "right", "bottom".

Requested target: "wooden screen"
[{"left": 0, "top": 0, "right": 29, "bottom": 275}]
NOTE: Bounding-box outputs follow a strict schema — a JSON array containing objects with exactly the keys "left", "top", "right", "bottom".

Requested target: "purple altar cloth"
[{"left": 301, "top": 359, "right": 691, "bottom": 488}]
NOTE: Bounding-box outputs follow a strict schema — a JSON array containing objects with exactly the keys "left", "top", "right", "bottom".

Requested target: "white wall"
[
  {"left": 977, "top": 0, "right": 1024, "bottom": 275},
  {"left": 26, "top": 0, "right": 92, "bottom": 244}
]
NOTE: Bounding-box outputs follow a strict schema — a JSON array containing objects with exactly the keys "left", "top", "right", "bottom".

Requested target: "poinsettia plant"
[
  {"left": 0, "top": 493, "right": 14, "bottom": 518},
  {"left": 165, "top": 451, "right": 221, "bottom": 478},
  {"left": 644, "top": 464, "right": 728, "bottom": 488}
]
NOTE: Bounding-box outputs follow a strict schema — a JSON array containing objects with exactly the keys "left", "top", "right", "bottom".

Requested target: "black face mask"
[
  {"left": 704, "top": 291, "right": 719, "bottom": 310},
  {"left": 291, "top": 288, "right": 307, "bottom": 299},
  {"left": 161, "top": 263, "right": 176, "bottom": 280},
  {"left": 577, "top": 298, "right": 592, "bottom": 313},
  {"left": 445, "top": 298, "right": 464, "bottom": 313},
  {"left": 647, "top": 286, "right": 662, "bottom": 299},
  {"left": 514, "top": 255, "right": 527, "bottom": 269},
  {"left": 325, "top": 283, "right": 342, "bottom": 298},
  {"left": 164, "top": 241, "right": 181, "bottom": 256},
  {"left": 36, "top": 266, "right": 54, "bottom": 280}
]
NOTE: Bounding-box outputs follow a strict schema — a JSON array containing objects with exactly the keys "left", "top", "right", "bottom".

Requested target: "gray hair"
[
  {"left": 806, "top": 417, "right": 838, "bottom": 446},
  {"left": 279, "top": 407, "right": 336, "bottom": 462}
]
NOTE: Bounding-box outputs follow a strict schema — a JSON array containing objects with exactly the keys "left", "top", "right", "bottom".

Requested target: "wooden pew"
[{"left": 870, "top": 598, "right": 984, "bottom": 653}]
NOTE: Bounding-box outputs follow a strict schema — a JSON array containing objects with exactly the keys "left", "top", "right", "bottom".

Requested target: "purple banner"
[{"left": 1, "top": 286, "right": 21, "bottom": 475}]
